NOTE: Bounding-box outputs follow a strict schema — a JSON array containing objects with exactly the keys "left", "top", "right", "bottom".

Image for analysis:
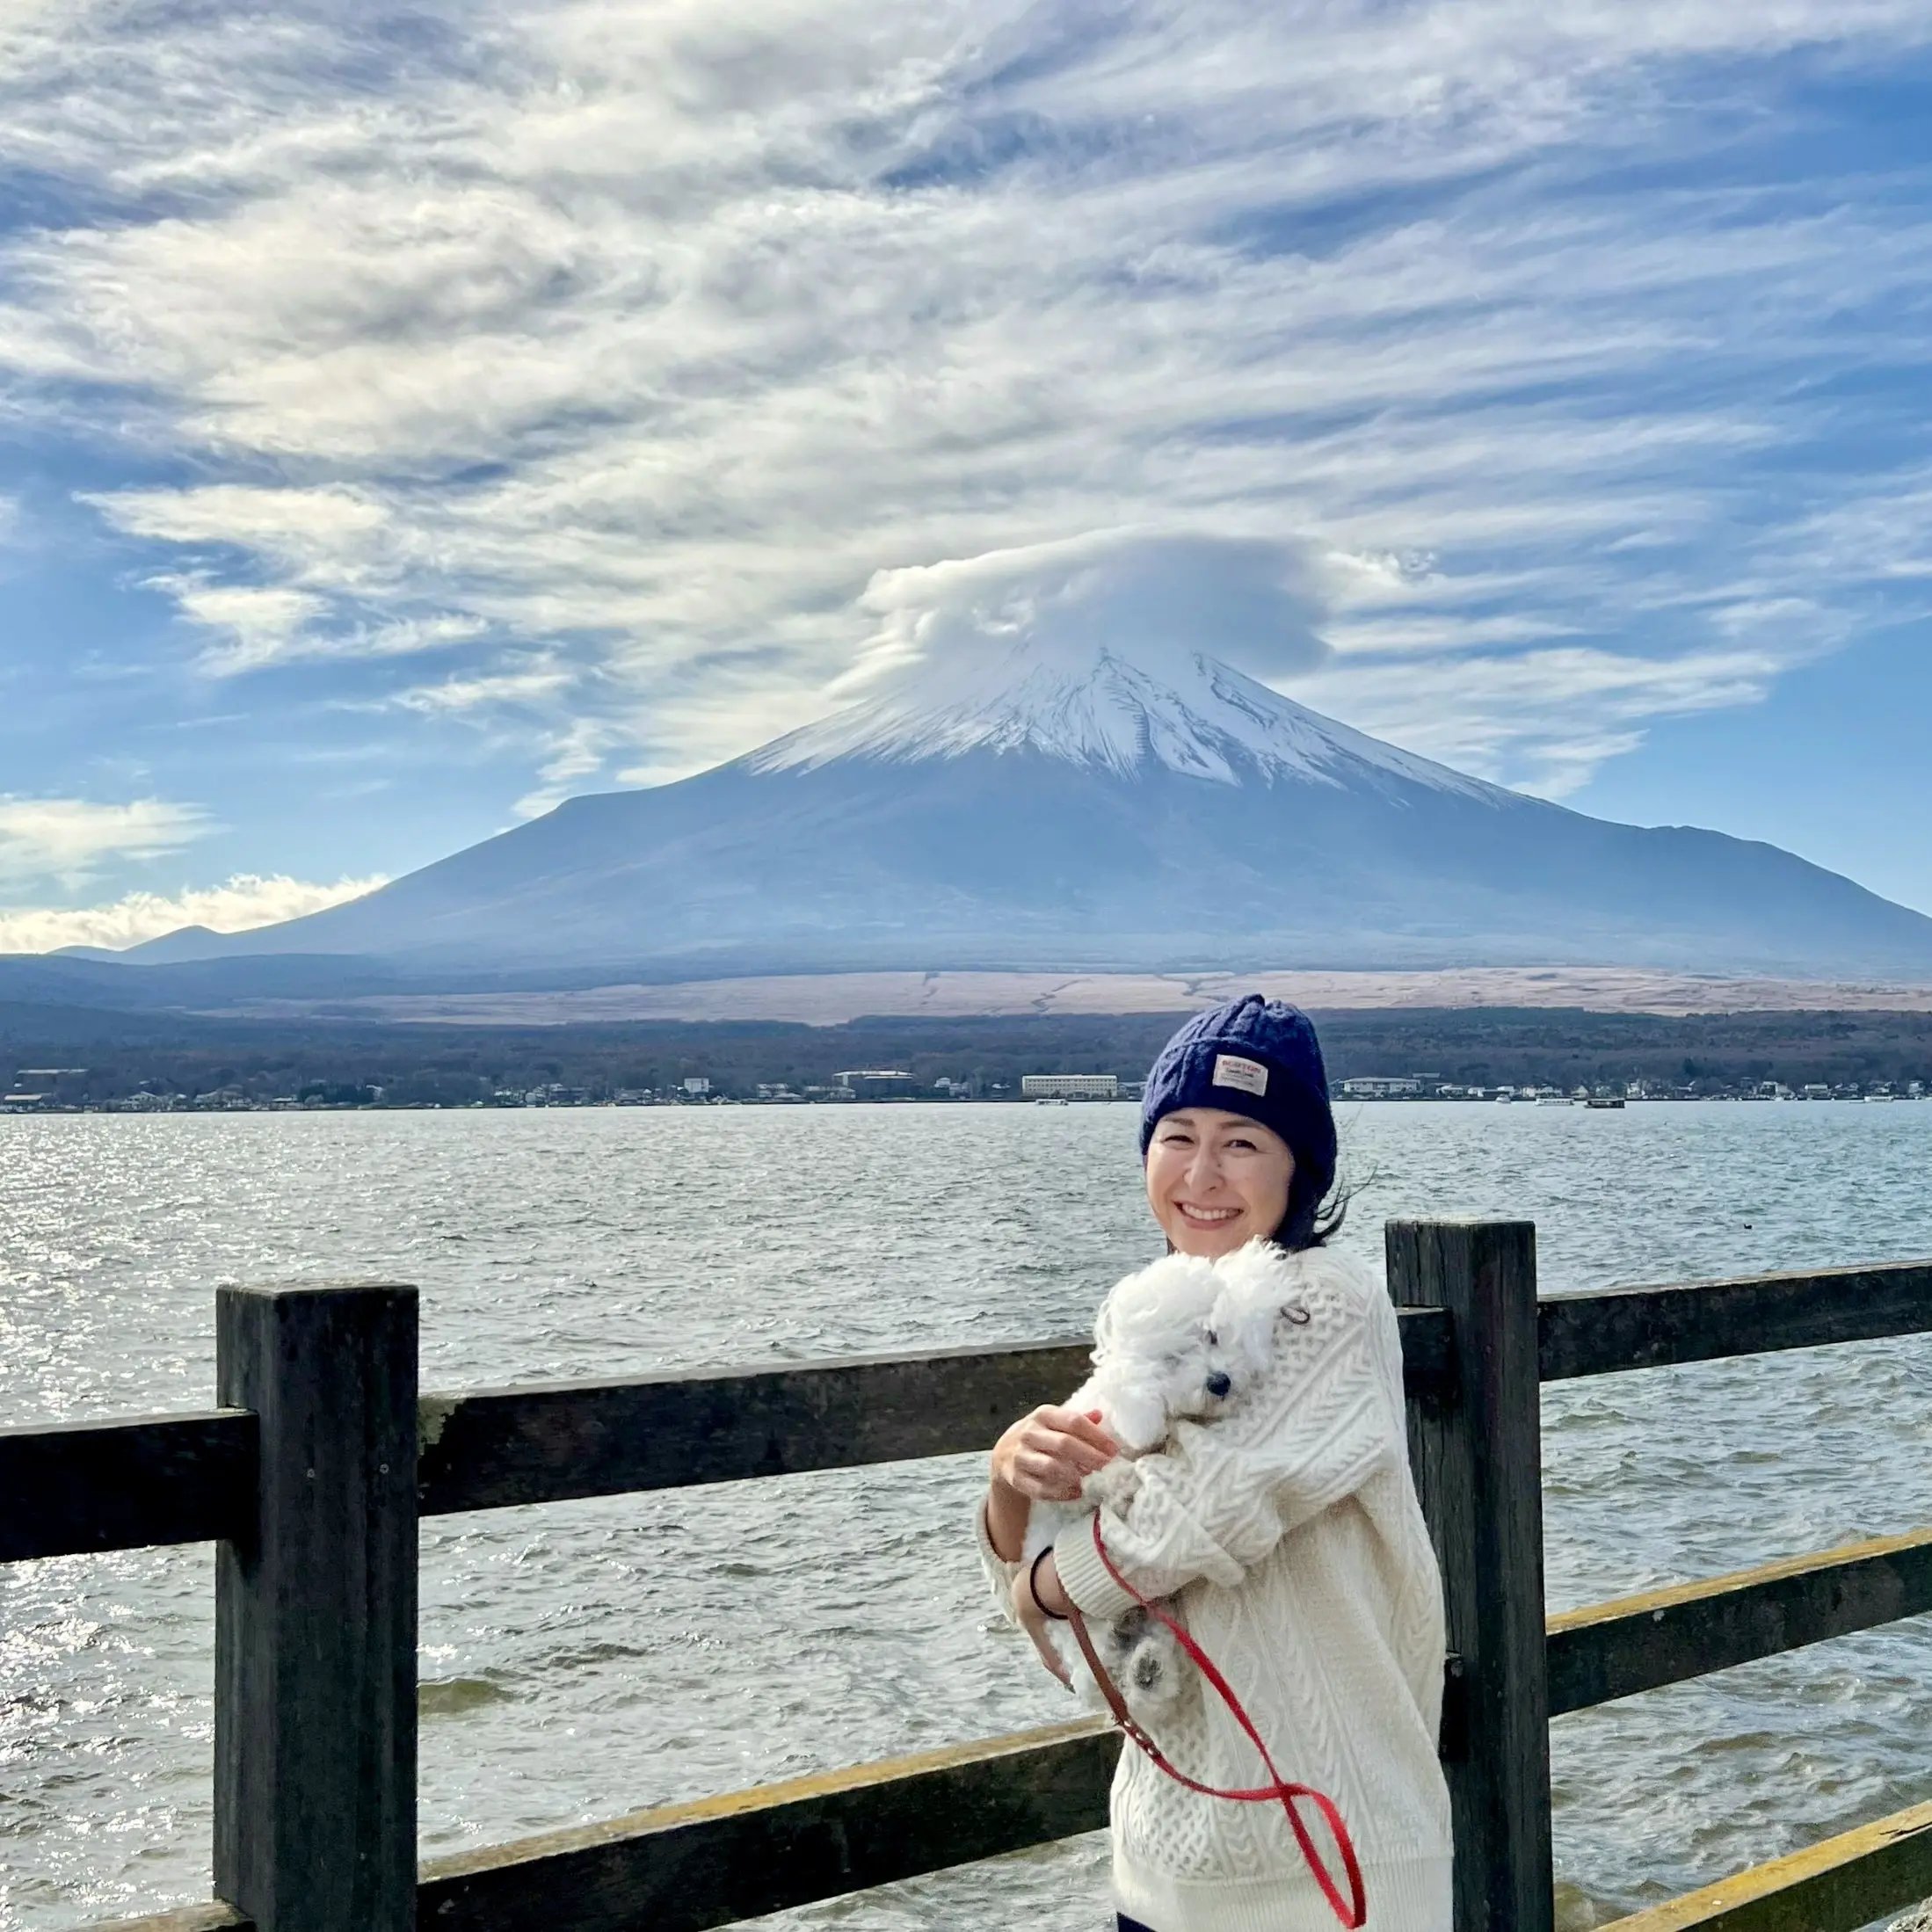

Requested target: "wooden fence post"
[
  {"left": 214, "top": 1283, "right": 419, "bottom": 1932},
  {"left": 1387, "top": 1219, "right": 1552, "bottom": 1932}
]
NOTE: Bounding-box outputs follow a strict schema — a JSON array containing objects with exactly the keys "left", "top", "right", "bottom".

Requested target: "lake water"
[{"left": 4, "top": 1101, "right": 1932, "bottom": 1931}]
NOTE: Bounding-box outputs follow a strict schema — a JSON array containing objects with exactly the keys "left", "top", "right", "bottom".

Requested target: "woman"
[{"left": 979, "top": 996, "right": 1452, "bottom": 1931}]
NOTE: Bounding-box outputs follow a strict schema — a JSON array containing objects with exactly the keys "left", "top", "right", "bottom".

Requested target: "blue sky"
[{"left": 3, "top": 1, "right": 1931, "bottom": 949}]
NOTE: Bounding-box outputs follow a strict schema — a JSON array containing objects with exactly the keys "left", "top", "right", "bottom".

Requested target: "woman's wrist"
[
  {"left": 984, "top": 1475, "right": 1030, "bottom": 1564},
  {"left": 1028, "top": 1548, "right": 1072, "bottom": 1619},
  {"left": 1028, "top": 1547, "right": 1068, "bottom": 1620}
]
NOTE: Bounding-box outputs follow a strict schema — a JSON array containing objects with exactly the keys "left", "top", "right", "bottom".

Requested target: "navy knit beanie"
[{"left": 1139, "top": 994, "right": 1338, "bottom": 1247}]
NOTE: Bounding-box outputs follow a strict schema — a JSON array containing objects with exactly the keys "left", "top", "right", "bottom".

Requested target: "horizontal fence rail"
[
  {"left": 10, "top": 1239, "right": 1932, "bottom": 1932},
  {"left": 1538, "top": 1260, "right": 1932, "bottom": 1381},
  {"left": 0, "top": 1410, "right": 255, "bottom": 1562},
  {"left": 1597, "top": 1798, "right": 1932, "bottom": 1932},
  {"left": 1548, "top": 1526, "right": 1932, "bottom": 1717},
  {"left": 418, "top": 1338, "right": 1099, "bottom": 1514},
  {"left": 87, "top": 1723, "right": 1122, "bottom": 1932},
  {"left": 418, "top": 1718, "right": 1119, "bottom": 1932},
  {"left": 90, "top": 1907, "right": 246, "bottom": 1932}
]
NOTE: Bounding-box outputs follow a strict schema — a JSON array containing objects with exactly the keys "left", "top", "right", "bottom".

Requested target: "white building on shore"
[{"left": 1021, "top": 1072, "right": 1120, "bottom": 1100}]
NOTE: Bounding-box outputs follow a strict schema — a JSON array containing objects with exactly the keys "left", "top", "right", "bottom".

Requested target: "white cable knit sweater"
[{"left": 979, "top": 1241, "right": 1451, "bottom": 1932}]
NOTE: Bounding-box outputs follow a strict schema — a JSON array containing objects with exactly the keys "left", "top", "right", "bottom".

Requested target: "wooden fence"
[{"left": 4, "top": 1222, "right": 1932, "bottom": 1932}]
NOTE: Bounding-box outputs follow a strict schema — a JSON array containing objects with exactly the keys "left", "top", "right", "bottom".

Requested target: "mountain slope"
[{"left": 149, "top": 645, "right": 1932, "bottom": 980}]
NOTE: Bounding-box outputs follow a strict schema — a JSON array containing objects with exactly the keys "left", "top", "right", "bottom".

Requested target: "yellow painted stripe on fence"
[
  {"left": 418, "top": 1714, "right": 1113, "bottom": 1883},
  {"left": 1547, "top": 1525, "right": 1932, "bottom": 1637},
  {"left": 1599, "top": 1798, "right": 1932, "bottom": 1932},
  {"left": 86, "top": 1907, "right": 245, "bottom": 1932}
]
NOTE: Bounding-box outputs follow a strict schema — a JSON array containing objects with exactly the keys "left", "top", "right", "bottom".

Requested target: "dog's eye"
[{"left": 1204, "top": 1328, "right": 1218, "bottom": 1347}]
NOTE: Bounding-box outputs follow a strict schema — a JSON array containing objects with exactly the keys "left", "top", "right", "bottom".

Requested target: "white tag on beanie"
[{"left": 1212, "top": 1053, "right": 1269, "bottom": 1097}]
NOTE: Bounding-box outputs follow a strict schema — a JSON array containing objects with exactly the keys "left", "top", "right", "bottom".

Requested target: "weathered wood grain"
[
  {"left": 1548, "top": 1526, "right": 1932, "bottom": 1716},
  {"left": 84, "top": 1907, "right": 251, "bottom": 1932},
  {"left": 416, "top": 1718, "right": 1118, "bottom": 1932},
  {"left": 416, "top": 1338, "right": 1092, "bottom": 1514},
  {"left": 1594, "top": 1798, "right": 1932, "bottom": 1931},
  {"left": 1540, "top": 1261, "right": 1932, "bottom": 1382},
  {"left": 1390, "top": 1218, "right": 1552, "bottom": 1932},
  {"left": 418, "top": 1313, "right": 1454, "bottom": 1516},
  {"left": 1400, "top": 1303, "right": 1458, "bottom": 1394},
  {"left": 0, "top": 1411, "right": 255, "bottom": 1561},
  {"left": 214, "top": 1284, "right": 418, "bottom": 1932}
]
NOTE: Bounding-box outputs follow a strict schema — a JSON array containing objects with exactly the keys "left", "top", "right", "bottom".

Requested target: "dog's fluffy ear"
[
  {"left": 1206, "top": 1241, "right": 1297, "bottom": 1380},
  {"left": 1099, "top": 1369, "right": 1172, "bottom": 1454},
  {"left": 1069, "top": 1361, "right": 1172, "bottom": 1455},
  {"left": 1205, "top": 1291, "right": 1277, "bottom": 1382},
  {"left": 1093, "top": 1253, "right": 1219, "bottom": 1361}
]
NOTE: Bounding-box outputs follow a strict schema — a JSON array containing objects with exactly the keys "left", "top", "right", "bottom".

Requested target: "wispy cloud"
[
  {"left": 0, "top": 795, "right": 211, "bottom": 888},
  {"left": 392, "top": 658, "right": 577, "bottom": 716},
  {"left": 514, "top": 716, "right": 625, "bottom": 819},
  {"left": 1299, "top": 641, "right": 1809, "bottom": 799},
  {"left": 141, "top": 568, "right": 487, "bottom": 675},
  {"left": 0, "top": 871, "right": 385, "bottom": 954},
  {"left": 144, "top": 574, "right": 331, "bottom": 674},
  {"left": 4, "top": 1, "right": 1932, "bottom": 799}
]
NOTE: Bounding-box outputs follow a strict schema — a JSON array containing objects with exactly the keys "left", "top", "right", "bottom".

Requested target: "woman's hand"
[
  {"left": 995, "top": 1405, "right": 1119, "bottom": 1500},
  {"left": 984, "top": 1405, "right": 1119, "bottom": 1561}
]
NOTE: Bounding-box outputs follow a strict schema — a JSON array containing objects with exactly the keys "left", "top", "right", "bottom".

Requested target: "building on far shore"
[
  {"left": 1339, "top": 1076, "right": 1426, "bottom": 1099},
  {"left": 1021, "top": 1072, "right": 1121, "bottom": 1100},
  {"left": 838, "top": 1068, "right": 919, "bottom": 1100}
]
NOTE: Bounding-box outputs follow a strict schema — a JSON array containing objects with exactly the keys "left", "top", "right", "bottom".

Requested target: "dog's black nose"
[{"left": 1206, "top": 1370, "right": 1232, "bottom": 1398}]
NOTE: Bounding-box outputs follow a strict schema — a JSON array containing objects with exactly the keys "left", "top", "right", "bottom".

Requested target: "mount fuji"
[{"left": 106, "top": 634, "right": 1932, "bottom": 984}]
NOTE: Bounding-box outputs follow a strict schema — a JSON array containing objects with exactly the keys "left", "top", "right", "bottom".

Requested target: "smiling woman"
[
  {"left": 1144, "top": 1108, "right": 1296, "bottom": 1253},
  {"left": 979, "top": 995, "right": 1450, "bottom": 1932}
]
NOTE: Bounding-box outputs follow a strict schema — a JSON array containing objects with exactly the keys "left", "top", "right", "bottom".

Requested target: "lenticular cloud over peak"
[
  {"left": 749, "top": 529, "right": 1403, "bottom": 786},
  {"left": 848, "top": 530, "right": 1333, "bottom": 694}
]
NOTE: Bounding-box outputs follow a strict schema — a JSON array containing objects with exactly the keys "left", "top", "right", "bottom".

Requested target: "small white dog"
[{"left": 1023, "top": 1244, "right": 1294, "bottom": 1712}]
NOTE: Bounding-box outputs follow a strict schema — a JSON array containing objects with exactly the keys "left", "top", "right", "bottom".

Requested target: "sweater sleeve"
[
  {"left": 1053, "top": 1264, "right": 1400, "bottom": 1622},
  {"left": 975, "top": 1496, "right": 1025, "bottom": 1627}
]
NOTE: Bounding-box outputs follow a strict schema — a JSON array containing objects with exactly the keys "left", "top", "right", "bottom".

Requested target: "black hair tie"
[{"left": 1028, "top": 1545, "right": 1068, "bottom": 1620}]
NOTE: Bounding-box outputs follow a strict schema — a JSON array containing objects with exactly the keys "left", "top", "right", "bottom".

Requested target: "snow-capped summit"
[{"left": 752, "top": 640, "right": 1502, "bottom": 804}]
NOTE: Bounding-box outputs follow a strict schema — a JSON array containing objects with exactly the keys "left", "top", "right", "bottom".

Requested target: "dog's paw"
[
  {"left": 1121, "top": 1628, "right": 1191, "bottom": 1716},
  {"left": 1082, "top": 1456, "right": 1144, "bottom": 1509}
]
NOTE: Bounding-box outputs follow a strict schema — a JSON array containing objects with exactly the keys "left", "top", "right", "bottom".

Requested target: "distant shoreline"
[
  {"left": 6, "top": 1093, "right": 1928, "bottom": 1117},
  {"left": 6, "top": 1003, "right": 1931, "bottom": 1114}
]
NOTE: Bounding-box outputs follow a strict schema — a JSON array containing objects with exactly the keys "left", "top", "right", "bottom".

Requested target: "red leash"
[{"left": 1067, "top": 1514, "right": 1369, "bottom": 1929}]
